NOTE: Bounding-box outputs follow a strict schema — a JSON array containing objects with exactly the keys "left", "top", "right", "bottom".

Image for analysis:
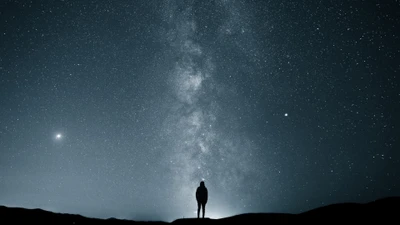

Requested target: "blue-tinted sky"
[{"left": 0, "top": 0, "right": 399, "bottom": 222}]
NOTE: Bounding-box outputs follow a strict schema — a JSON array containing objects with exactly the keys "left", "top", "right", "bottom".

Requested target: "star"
[
  {"left": 284, "top": 113, "right": 288, "bottom": 117},
  {"left": 55, "top": 133, "right": 62, "bottom": 139}
]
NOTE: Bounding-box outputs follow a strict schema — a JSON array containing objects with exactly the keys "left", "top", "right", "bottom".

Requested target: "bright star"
[
  {"left": 284, "top": 113, "right": 288, "bottom": 117},
  {"left": 55, "top": 133, "right": 62, "bottom": 139}
]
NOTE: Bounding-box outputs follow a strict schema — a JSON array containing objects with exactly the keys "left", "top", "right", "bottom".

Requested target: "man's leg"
[
  {"left": 197, "top": 202, "right": 200, "bottom": 218},
  {"left": 202, "top": 203, "right": 206, "bottom": 218}
]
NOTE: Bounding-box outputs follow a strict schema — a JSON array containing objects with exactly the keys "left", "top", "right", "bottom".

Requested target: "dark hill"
[{"left": 1, "top": 196, "right": 399, "bottom": 224}]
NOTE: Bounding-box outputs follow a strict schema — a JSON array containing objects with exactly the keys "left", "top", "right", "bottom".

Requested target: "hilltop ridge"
[{"left": 1, "top": 196, "right": 399, "bottom": 224}]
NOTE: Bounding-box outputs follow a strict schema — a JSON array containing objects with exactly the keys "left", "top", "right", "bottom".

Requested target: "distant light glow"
[
  {"left": 192, "top": 208, "right": 231, "bottom": 219},
  {"left": 55, "top": 133, "right": 62, "bottom": 139}
]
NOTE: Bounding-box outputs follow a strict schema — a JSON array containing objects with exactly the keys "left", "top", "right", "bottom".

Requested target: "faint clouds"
[
  {"left": 182, "top": 40, "right": 202, "bottom": 55},
  {"left": 175, "top": 66, "right": 204, "bottom": 105}
]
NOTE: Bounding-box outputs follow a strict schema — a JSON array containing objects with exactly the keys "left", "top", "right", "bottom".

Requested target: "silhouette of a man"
[{"left": 196, "top": 181, "right": 208, "bottom": 219}]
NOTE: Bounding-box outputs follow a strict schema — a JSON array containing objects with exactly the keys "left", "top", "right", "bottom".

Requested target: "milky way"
[{"left": 158, "top": 1, "right": 263, "bottom": 219}]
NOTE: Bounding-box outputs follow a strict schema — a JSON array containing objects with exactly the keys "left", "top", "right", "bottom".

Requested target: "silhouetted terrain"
[{"left": 1, "top": 197, "right": 399, "bottom": 224}]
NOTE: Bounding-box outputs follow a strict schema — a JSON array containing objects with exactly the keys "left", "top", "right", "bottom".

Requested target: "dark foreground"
[{"left": 1, "top": 197, "right": 399, "bottom": 224}]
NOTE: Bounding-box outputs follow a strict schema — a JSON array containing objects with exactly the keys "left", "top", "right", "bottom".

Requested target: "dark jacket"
[{"left": 196, "top": 181, "right": 208, "bottom": 204}]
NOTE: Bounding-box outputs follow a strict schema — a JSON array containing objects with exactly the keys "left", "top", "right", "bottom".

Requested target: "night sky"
[{"left": 1, "top": 0, "right": 399, "bottom": 222}]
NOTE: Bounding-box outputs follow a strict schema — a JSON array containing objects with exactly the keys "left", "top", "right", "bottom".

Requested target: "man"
[{"left": 196, "top": 181, "right": 208, "bottom": 219}]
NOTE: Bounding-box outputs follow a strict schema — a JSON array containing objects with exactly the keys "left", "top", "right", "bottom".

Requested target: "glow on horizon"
[{"left": 191, "top": 205, "right": 234, "bottom": 220}]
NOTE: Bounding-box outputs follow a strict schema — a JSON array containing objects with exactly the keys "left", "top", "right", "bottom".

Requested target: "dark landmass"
[{"left": 1, "top": 196, "right": 399, "bottom": 224}]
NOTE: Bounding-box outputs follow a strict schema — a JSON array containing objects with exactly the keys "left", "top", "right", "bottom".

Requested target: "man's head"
[{"left": 200, "top": 181, "right": 205, "bottom": 187}]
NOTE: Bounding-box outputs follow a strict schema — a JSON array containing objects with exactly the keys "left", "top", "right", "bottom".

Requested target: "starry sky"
[{"left": 0, "top": 0, "right": 399, "bottom": 222}]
